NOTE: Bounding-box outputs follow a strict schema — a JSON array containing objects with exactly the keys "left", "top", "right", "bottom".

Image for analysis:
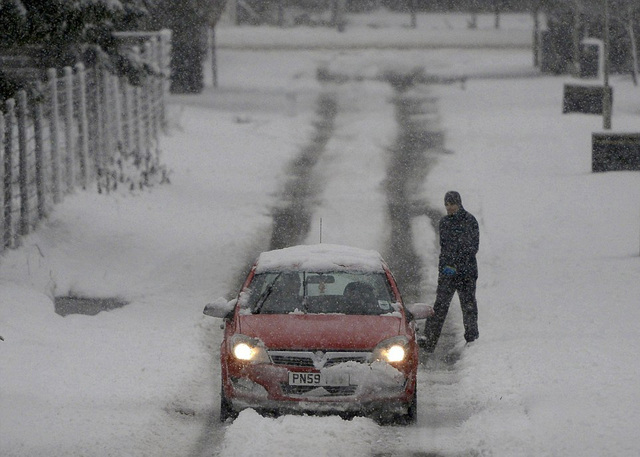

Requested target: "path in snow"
[{"left": 196, "top": 67, "right": 473, "bottom": 456}]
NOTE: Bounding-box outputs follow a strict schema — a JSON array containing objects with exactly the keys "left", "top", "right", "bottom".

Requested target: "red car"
[{"left": 203, "top": 244, "right": 433, "bottom": 424}]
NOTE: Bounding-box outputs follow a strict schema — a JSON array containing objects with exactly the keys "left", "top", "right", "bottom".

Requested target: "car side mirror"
[
  {"left": 405, "top": 303, "right": 434, "bottom": 320},
  {"left": 203, "top": 297, "right": 237, "bottom": 319}
]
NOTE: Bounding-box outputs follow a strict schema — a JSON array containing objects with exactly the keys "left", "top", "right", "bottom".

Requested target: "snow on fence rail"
[{"left": 1, "top": 30, "right": 171, "bottom": 253}]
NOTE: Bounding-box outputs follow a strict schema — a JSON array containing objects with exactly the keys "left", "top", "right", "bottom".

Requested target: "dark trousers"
[{"left": 423, "top": 274, "right": 478, "bottom": 351}]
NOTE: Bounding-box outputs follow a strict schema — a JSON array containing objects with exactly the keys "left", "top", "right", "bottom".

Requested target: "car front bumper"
[{"left": 223, "top": 360, "right": 416, "bottom": 416}]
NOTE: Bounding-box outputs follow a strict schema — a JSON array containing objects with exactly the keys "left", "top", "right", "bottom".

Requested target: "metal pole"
[
  {"left": 602, "top": 0, "right": 612, "bottom": 130},
  {"left": 211, "top": 26, "right": 218, "bottom": 88}
]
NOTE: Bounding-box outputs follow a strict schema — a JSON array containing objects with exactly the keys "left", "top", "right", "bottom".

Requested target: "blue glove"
[{"left": 442, "top": 266, "right": 457, "bottom": 276}]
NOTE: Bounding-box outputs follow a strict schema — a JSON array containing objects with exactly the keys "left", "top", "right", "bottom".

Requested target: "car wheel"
[
  {"left": 391, "top": 389, "right": 417, "bottom": 426},
  {"left": 404, "top": 388, "right": 418, "bottom": 424},
  {"left": 219, "top": 386, "right": 238, "bottom": 422}
]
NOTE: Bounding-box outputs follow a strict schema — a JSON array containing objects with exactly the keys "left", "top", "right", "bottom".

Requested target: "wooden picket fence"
[{"left": 1, "top": 30, "right": 171, "bottom": 253}]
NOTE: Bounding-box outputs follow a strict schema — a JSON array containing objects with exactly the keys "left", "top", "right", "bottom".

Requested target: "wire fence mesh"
[{"left": 1, "top": 30, "right": 171, "bottom": 252}]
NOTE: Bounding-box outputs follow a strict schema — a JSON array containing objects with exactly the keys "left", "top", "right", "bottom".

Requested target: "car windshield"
[{"left": 241, "top": 271, "right": 398, "bottom": 315}]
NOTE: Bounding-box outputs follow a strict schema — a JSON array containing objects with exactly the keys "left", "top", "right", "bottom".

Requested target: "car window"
[{"left": 242, "top": 271, "right": 398, "bottom": 315}]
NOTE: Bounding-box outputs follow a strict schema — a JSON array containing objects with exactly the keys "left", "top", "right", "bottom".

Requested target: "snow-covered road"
[{"left": 3, "top": 11, "right": 640, "bottom": 457}]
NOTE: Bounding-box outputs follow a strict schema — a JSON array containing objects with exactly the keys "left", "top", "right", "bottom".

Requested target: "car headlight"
[
  {"left": 229, "top": 334, "right": 270, "bottom": 364},
  {"left": 372, "top": 336, "right": 410, "bottom": 364}
]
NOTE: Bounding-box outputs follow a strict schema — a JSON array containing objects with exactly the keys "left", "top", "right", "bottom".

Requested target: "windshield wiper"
[{"left": 254, "top": 273, "right": 281, "bottom": 314}]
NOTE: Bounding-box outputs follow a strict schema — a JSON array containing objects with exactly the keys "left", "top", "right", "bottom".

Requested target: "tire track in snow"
[
  {"left": 374, "top": 80, "right": 474, "bottom": 457},
  {"left": 269, "top": 93, "right": 338, "bottom": 250},
  {"left": 195, "top": 73, "right": 470, "bottom": 457},
  {"left": 190, "top": 91, "right": 337, "bottom": 457}
]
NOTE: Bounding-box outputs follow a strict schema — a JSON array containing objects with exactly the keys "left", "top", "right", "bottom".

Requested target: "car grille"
[
  {"left": 268, "top": 350, "right": 370, "bottom": 369},
  {"left": 281, "top": 385, "right": 358, "bottom": 396},
  {"left": 269, "top": 351, "right": 372, "bottom": 398}
]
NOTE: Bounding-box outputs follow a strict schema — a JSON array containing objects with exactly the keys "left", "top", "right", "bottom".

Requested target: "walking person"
[{"left": 422, "top": 191, "right": 479, "bottom": 352}]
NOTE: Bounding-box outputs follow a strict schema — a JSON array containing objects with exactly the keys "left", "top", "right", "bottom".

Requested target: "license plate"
[{"left": 288, "top": 372, "right": 349, "bottom": 386}]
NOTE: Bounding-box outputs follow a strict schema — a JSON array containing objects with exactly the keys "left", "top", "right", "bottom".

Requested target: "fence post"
[
  {"left": 145, "top": 39, "right": 158, "bottom": 152},
  {"left": 142, "top": 42, "right": 153, "bottom": 172},
  {"left": 122, "top": 80, "right": 132, "bottom": 153},
  {"left": 63, "top": 66, "right": 75, "bottom": 192},
  {"left": 132, "top": 47, "right": 144, "bottom": 168},
  {"left": 33, "top": 82, "right": 47, "bottom": 220},
  {"left": 135, "top": 84, "right": 144, "bottom": 168},
  {"left": 75, "top": 63, "right": 90, "bottom": 189},
  {"left": 3, "top": 99, "right": 15, "bottom": 248},
  {"left": 94, "top": 67, "right": 105, "bottom": 192},
  {"left": 149, "top": 40, "right": 161, "bottom": 157},
  {"left": 113, "top": 75, "right": 123, "bottom": 150},
  {"left": 159, "top": 30, "right": 171, "bottom": 129},
  {"left": 47, "top": 68, "right": 62, "bottom": 203},
  {"left": 102, "top": 69, "right": 113, "bottom": 186},
  {"left": 17, "top": 90, "right": 31, "bottom": 237},
  {"left": 0, "top": 110, "right": 4, "bottom": 250}
]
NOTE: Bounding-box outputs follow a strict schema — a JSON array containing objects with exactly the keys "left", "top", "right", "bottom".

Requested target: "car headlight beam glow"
[
  {"left": 233, "top": 342, "right": 255, "bottom": 361},
  {"left": 384, "top": 344, "right": 406, "bottom": 363},
  {"left": 230, "top": 335, "right": 270, "bottom": 363},
  {"left": 373, "top": 336, "right": 410, "bottom": 364}
]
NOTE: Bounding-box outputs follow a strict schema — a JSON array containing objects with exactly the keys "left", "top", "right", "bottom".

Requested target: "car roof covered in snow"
[{"left": 254, "top": 244, "right": 386, "bottom": 273}]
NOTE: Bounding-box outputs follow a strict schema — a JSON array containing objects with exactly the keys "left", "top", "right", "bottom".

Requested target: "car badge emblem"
[{"left": 311, "top": 351, "right": 327, "bottom": 369}]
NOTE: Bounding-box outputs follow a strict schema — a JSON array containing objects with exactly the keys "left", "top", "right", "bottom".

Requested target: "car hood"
[{"left": 238, "top": 314, "right": 403, "bottom": 350}]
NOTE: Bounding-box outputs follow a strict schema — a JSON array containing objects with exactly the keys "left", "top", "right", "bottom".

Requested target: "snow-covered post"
[
  {"left": 0, "top": 109, "right": 4, "bottom": 251},
  {"left": 63, "top": 66, "right": 75, "bottom": 191},
  {"left": 135, "top": 82, "right": 145, "bottom": 179},
  {"left": 2, "top": 99, "right": 14, "bottom": 248},
  {"left": 47, "top": 68, "right": 62, "bottom": 203},
  {"left": 102, "top": 68, "right": 114, "bottom": 181},
  {"left": 143, "top": 41, "right": 154, "bottom": 160},
  {"left": 94, "top": 67, "right": 105, "bottom": 190},
  {"left": 113, "top": 73, "right": 123, "bottom": 150},
  {"left": 159, "top": 29, "right": 172, "bottom": 129},
  {"left": 122, "top": 80, "right": 132, "bottom": 153},
  {"left": 133, "top": 47, "right": 144, "bottom": 165},
  {"left": 149, "top": 66, "right": 160, "bottom": 159},
  {"left": 32, "top": 82, "right": 46, "bottom": 220},
  {"left": 16, "top": 90, "right": 31, "bottom": 236},
  {"left": 75, "top": 63, "right": 90, "bottom": 188}
]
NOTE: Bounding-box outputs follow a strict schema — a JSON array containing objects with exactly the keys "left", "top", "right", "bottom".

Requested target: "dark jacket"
[{"left": 438, "top": 207, "right": 479, "bottom": 279}]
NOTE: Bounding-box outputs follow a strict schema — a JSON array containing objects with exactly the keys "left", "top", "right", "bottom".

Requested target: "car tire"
[
  {"left": 392, "top": 389, "right": 417, "bottom": 426},
  {"left": 219, "top": 386, "right": 238, "bottom": 422},
  {"left": 405, "top": 388, "right": 418, "bottom": 424}
]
